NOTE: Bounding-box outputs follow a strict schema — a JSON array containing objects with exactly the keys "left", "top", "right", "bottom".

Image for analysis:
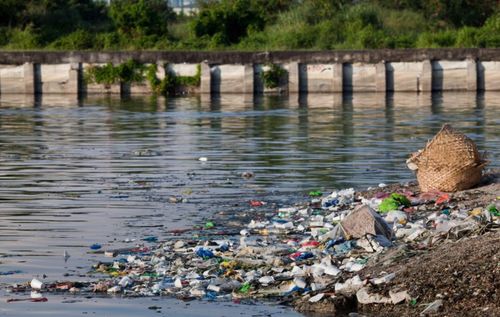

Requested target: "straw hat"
[{"left": 407, "top": 124, "right": 487, "bottom": 192}]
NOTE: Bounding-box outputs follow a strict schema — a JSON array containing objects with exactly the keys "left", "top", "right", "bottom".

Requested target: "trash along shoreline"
[{"left": 4, "top": 170, "right": 498, "bottom": 317}]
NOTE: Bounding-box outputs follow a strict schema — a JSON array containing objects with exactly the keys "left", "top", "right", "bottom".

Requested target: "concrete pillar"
[
  {"left": 288, "top": 62, "right": 300, "bottom": 93},
  {"left": 243, "top": 64, "right": 254, "bottom": 94},
  {"left": 23, "top": 62, "right": 35, "bottom": 94},
  {"left": 200, "top": 62, "right": 211, "bottom": 94},
  {"left": 375, "top": 62, "right": 386, "bottom": 92},
  {"left": 333, "top": 63, "right": 343, "bottom": 92},
  {"left": 419, "top": 60, "right": 432, "bottom": 92},
  {"left": 68, "top": 63, "right": 80, "bottom": 94},
  {"left": 466, "top": 59, "right": 477, "bottom": 91}
]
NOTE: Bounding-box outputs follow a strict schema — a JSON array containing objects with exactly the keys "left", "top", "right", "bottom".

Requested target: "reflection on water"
[{"left": 0, "top": 92, "right": 498, "bottom": 284}]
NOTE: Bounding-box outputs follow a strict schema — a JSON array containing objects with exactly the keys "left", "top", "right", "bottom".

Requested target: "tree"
[
  {"left": 0, "top": 0, "right": 26, "bottom": 27},
  {"left": 5, "top": 0, "right": 109, "bottom": 44},
  {"left": 374, "top": 0, "right": 500, "bottom": 27},
  {"left": 193, "top": 0, "right": 276, "bottom": 45},
  {"left": 109, "top": 0, "right": 175, "bottom": 38}
]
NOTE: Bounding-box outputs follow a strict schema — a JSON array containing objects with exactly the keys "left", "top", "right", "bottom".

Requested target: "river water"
[{"left": 0, "top": 92, "right": 498, "bottom": 316}]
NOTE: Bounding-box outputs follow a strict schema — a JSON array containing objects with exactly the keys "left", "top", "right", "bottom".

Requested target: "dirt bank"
[{"left": 295, "top": 172, "right": 499, "bottom": 317}]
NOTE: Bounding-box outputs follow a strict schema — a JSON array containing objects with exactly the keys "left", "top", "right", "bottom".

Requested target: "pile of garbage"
[{"left": 6, "top": 178, "right": 499, "bottom": 315}]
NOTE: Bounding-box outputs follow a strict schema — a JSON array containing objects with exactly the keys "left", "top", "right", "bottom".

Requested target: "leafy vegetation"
[
  {"left": 1, "top": 0, "right": 500, "bottom": 50},
  {"left": 148, "top": 64, "right": 201, "bottom": 95},
  {"left": 261, "top": 64, "right": 287, "bottom": 89},
  {"left": 85, "top": 59, "right": 145, "bottom": 85},
  {"left": 87, "top": 60, "right": 201, "bottom": 95}
]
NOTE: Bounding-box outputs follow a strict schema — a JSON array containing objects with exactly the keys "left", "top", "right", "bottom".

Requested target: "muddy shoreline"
[{"left": 295, "top": 172, "right": 499, "bottom": 316}]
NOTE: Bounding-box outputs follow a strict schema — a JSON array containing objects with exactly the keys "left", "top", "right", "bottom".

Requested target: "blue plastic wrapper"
[
  {"left": 325, "top": 237, "right": 345, "bottom": 249},
  {"left": 205, "top": 290, "right": 217, "bottom": 300},
  {"left": 196, "top": 248, "right": 214, "bottom": 259},
  {"left": 333, "top": 241, "right": 355, "bottom": 254},
  {"left": 283, "top": 286, "right": 302, "bottom": 296},
  {"left": 217, "top": 244, "right": 229, "bottom": 252},
  {"left": 90, "top": 243, "right": 102, "bottom": 250},
  {"left": 322, "top": 198, "right": 339, "bottom": 208}
]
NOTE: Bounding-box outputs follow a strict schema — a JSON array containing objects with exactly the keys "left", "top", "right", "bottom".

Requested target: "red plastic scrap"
[
  {"left": 130, "top": 246, "right": 150, "bottom": 253},
  {"left": 249, "top": 200, "right": 265, "bottom": 207},
  {"left": 301, "top": 241, "right": 320, "bottom": 248},
  {"left": 419, "top": 191, "right": 438, "bottom": 201},
  {"left": 435, "top": 193, "right": 450, "bottom": 205}
]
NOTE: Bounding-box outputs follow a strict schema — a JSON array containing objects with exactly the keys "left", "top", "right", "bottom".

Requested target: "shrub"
[
  {"left": 4, "top": 26, "right": 40, "bottom": 49},
  {"left": 416, "top": 30, "right": 457, "bottom": 48},
  {"left": 192, "top": 0, "right": 266, "bottom": 45},
  {"left": 49, "top": 29, "right": 94, "bottom": 50},
  {"left": 85, "top": 59, "right": 145, "bottom": 86},
  {"left": 455, "top": 27, "right": 480, "bottom": 48},
  {"left": 262, "top": 63, "right": 287, "bottom": 89},
  {"left": 476, "top": 14, "right": 500, "bottom": 48},
  {"left": 147, "top": 64, "right": 201, "bottom": 96},
  {"left": 109, "top": 0, "right": 175, "bottom": 38},
  {"left": 93, "top": 32, "right": 122, "bottom": 50}
]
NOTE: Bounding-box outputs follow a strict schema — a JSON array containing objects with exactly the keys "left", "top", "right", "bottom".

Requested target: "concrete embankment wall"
[{"left": 1, "top": 49, "right": 500, "bottom": 95}]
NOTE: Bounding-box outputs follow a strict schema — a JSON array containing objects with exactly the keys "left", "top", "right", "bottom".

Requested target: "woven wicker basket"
[{"left": 407, "top": 124, "right": 487, "bottom": 192}]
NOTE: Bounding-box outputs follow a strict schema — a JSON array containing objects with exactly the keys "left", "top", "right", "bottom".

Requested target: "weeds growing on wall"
[
  {"left": 85, "top": 60, "right": 200, "bottom": 95},
  {"left": 261, "top": 63, "right": 287, "bottom": 89},
  {"left": 85, "top": 59, "right": 145, "bottom": 86},
  {"left": 146, "top": 63, "right": 201, "bottom": 95}
]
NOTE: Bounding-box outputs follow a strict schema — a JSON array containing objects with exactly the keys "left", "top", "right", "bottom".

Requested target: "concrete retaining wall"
[
  {"left": 478, "top": 61, "right": 500, "bottom": 91},
  {"left": 0, "top": 63, "right": 33, "bottom": 94},
  {"left": 298, "top": 64, "right": 342, "bottom": 93},
  {"left": 2, "top": 49, "right": 500, "bottom": 95}
]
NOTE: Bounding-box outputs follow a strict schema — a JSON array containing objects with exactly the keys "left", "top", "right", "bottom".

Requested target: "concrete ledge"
[{"left": 2, "top": 49, "right": 500, "bottom": 64}]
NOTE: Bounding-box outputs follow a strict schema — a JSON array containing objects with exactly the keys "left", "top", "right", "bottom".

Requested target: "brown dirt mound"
[
  {"left": 359, "top": 231, "right": 500, "bottom": 317},
  {"left": 295, "top": 172, "right": 499, "bottom": 317}
]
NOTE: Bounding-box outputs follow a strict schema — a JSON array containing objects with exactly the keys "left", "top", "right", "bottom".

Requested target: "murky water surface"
[{"left": 0, "top": 92, "right": 498, "bottom": 316}]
